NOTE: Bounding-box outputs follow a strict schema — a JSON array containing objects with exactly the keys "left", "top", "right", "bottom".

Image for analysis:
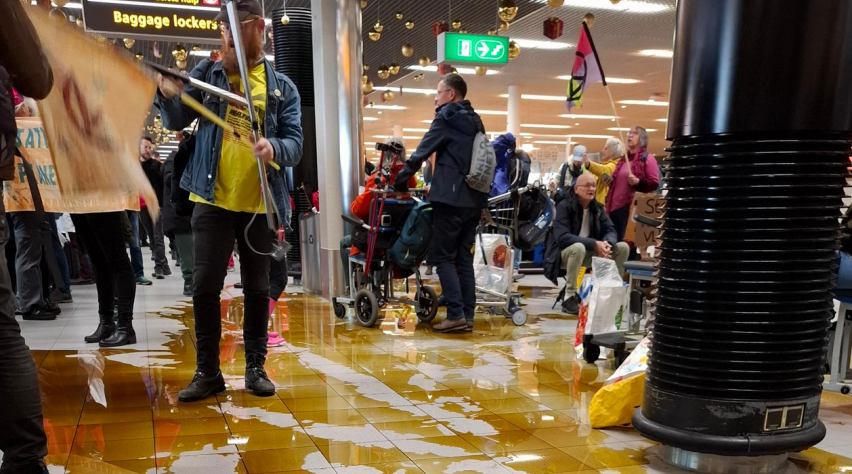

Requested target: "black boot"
[
  {"left": 178, "top": 371, "right": 226, "bottom": 402},
  {"left": 245, "top": 355, "right": 275, "bottom": 397},
  {"left": 84, "top": 313, "right": 116, "bottom": 343},
  {"left": 99, "top": 318, "right": 136, "bottom": 347}
]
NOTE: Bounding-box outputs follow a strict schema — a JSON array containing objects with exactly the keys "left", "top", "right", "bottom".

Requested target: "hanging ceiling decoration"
[
  {"left": 401, "top": 43, "right": 413, "bottom": 57},
  {"left": 498, "top": 0, "right": 519, "bottom": 22}
]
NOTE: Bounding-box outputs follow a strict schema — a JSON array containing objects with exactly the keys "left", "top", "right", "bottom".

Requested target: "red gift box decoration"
[
  {"left": 433, "top": 21, "right": 449, "bottom": 37},
  {"left": 543, "top": 17, "right": 564, "bottom": 40},
  {"left": 437, "top": 64, "right": 453, "bottom": 75}
]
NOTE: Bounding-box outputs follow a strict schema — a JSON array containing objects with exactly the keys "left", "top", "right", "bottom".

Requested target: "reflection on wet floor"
[{"left": 31, "top": 288, "right": 852, "bottom": 474}]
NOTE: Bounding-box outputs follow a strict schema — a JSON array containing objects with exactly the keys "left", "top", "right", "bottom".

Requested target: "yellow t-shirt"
[{"left": 191, "top": 63, "right": 267, "bottom": 212}]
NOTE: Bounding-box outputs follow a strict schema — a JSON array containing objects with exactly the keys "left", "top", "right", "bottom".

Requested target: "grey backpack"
[{"left": 466, "top": 131, "right": 497, "bottom": 193}]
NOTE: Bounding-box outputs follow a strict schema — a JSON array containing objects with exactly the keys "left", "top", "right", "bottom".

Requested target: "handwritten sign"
[{"left": 632, "top": 193, "right": 663, "bottom": 248}]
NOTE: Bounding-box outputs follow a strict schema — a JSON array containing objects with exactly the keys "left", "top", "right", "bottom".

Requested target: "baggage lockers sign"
[
  {"left": 82, "top": 0, "right": 221, "bottom": 42},
  {"left": 437, "top": 33, "right": 509, "bottom": 66}
]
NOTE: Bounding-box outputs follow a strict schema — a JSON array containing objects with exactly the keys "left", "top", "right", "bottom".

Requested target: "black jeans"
[
  {"left": 70, "top": 212, "right": 136, "bottom": 321},
  {"left": 140, "top": 206, "right": 168, "bottom": 271},
  {"left": 0, "top": 210, "right": 48, "bottom": 471},
  {"left": 269, "top": 254, "right": 288, "bottom": 302},
  {"left": 609, "top": 205, "right": 631, "bottom": 244},
  {"left": 192, "top": 203, "right": 271, "bottom": 374},
  {"left": 430, "top": 203, "right": 480, "bottom": 322}
]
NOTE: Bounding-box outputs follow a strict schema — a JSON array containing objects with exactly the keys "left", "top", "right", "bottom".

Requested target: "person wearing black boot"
[
  {"left": 70, "top": 212, "right": 136, "bottom": 347},
  {"left": 155, "top": 0, "right": 302, "bottom": 402}
]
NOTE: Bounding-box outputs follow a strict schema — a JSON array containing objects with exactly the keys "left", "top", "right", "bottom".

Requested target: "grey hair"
[
  {"left": 633, "top": 126, "right": 648, "bottom": 149},
  {"left": 605, "top": 137, "right": 625, "bottom": 158}
]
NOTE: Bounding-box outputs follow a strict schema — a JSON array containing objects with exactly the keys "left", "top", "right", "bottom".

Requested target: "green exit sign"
[{"left": 437, "top": 33, "right": 509, "bottom": 66}]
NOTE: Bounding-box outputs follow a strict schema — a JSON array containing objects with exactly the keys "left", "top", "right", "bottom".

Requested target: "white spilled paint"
[
  {"left": 154, "top": 442, "right": 236, "bottom": 459},
  {"left": 406, "top": 373, "right": 441, "bottom": 391},
  {"left": 215, "top": 402, "right": 300, "bottom": 429},
  {"left": 418, "top": 397, "right": 484, "bottom": 420},
  {"left": 442, "top": 459, "right": 521, "bottom": 474},
  {"left": 302, "top": 423, "right": 387, "bottom": 444},
  {"left": 393, "top": 439, "right": 478, "bottom": 457},
  {"left": 442, "top": 418, "right": 500, "bottom": 436},
  {"left": 301, "top": 451, "right": 333, "bottom": 471},
  {"left": 162, "top": 452, "right": 244, "bottom": 473}
]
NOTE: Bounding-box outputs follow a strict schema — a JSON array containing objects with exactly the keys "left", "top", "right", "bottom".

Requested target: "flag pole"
[{"left": 605, "top": 85, "right": 631, "bottom": 176}]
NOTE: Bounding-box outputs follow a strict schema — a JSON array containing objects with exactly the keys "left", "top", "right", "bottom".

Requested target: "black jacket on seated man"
[
  {"left": 393, "top": 100, "right": 488, "bottom": 210},
  {"left": 543, "top": 187, "right": 617, "bottom": 285}
]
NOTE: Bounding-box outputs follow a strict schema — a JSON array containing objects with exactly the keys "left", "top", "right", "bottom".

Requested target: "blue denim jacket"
[{"left": 154, "top": 58, "right": 303, "bottom": 228}]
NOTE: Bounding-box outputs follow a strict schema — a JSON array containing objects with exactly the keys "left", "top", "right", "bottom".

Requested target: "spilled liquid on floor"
[{"left": 31, "top": 285, "right": 852, "bottom": 473}]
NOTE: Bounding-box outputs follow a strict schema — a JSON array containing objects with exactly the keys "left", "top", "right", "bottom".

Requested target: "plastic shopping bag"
[
  {"left": 585, "top": 257, "right": 628, "bottom": 337},
  {"left": 474, "top": 233, "right": 513, "bottom": 295},
  {"left": 573, "top": 274, "right": 595, "bottom": 358},
  {"left": 589, "top": 337, "right": 650, "bottom": 428}
]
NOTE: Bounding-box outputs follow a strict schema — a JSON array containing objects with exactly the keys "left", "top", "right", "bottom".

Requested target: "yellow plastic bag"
[{"left": 588, "top": 337, "right": 650, "bottom": 428}]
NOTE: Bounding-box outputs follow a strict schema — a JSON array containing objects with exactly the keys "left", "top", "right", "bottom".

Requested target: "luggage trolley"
[{"left": 476, "top": 185, "right": 548, "bottom": 326}]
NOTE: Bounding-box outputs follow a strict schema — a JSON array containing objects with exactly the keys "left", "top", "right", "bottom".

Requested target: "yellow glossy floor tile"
[
  {"left": 537, "top": 395, "right": 582, "bottom": 411},
  {"left": 403, "top": 389, "right": 464, "bottom": 404},
  {"left": 70, "top": 437, "right": 155, "bottom": 462},
  {"left": 158, "top": 453, "right": 248, "bottom": 473},
  {"left": 155, "top": 433, "right": 239, "bottom": 461},
  {"left": 494, "top": 449, "right": 595, "bottom": 474},
  {"left": 153, "top": 401, "right": 224, "bottom": 420},
  {"left": 241, "top": 445, "right": 331, "bottom": 474},
  {"left": 282, "top": 396, "right": 354, "bottom": 412},
  {"left": 559, "top": 442, "right": 650, "bottom": 469},
  {"left": 276, "top": 385, "right": 338, "bottom": 399},
  {"left": 478, "top": 397, "right": 551, "bottom": 415},
  {"left": 339, "top": 393, "right": 413, "bottom": 409},
  {"left": 64, "top": 455, "right": 152, "bottom": 474},
  {"left": 231, "top": 428, "right": 315, "bottom": 452},
  {"left": 319, "top": 440, "right": 410, "bottom": 465},
  {"left": 460, "top": 431, "right": 554, "bottom": 456},
  {"left": 498, "top": 411, "right": 580, "bottom": 430},
  {"left": 74, "top": 421, "right": 154, "bottom": 442},
  {"left": 78, "top": 405, "right": 152, "bottom": 425},
  {"left": 413, "top": 455, "right": 508, "bottom": 474},
  {"left": 439, "top": 414, "right": 525, "bottom": 436},
  {"left": 155, "top": 417, "right": 230, "bottom": 437},
  {"left": 529, "top": 425, "right": 622, "bottom": 448},
  {"left": 292, "top": 408, "right": 369, "bottom": 426},
  {"left": 451, "top": 385, "right": 527, "bottom": 402},
  {"left": 383, "top": 379, "right": 452, "bottom": 393},
  {"left": 357, "top": 406, "right": 432, "bottom": 423},
  {"left": 373, "top": 420, "right": 457, "bottom": 439},
  {"left": 391, "top": 435, "right": 482, "bottom": 460},
  {"left": 334, "top": 461, "right": 425, "bottom": 474}
]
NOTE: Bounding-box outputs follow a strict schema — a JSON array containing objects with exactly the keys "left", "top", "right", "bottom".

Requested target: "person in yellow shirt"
[
  {"left": 155, "top": 0, "right": 303, "bottom": 403},
  {"left": 583, "top": 137, "right": 625, "bottom": 206}
]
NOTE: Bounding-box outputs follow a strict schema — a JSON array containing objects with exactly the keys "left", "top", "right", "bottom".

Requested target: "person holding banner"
[
  {"left": 155, "top": 0, "right": 303, "bottom": 402},
  {"left": 0, "top": 0, "right": 54, "bottom": 471},
  {"left": 605, "top": 126, "right": 660, "bottom": 242}
]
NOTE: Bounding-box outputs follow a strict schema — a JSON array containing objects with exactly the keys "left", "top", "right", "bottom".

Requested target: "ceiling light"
[
  {"left": 637, "top": 49, "right": 674, "bottom": 58},
  {"left": 402, "top": 128, "right": 430, "bottom": 132},
  {"left": 421, "top": 120, "right": 434, "bottom": 124},
  {"left": 373, "top": 135, "right": 421, "bottom": 140},
  {"left": 569, "top": 134, "right": 614, "bottom": 139},
  {"left": 521, "top": 124, "right": 571, "bottom": 129},
  {"left": 521, "top": 143, "right": 535, "bottom": 152},
  {"left": 52, "top": 2, "right": 81, "bottom": 8},
  {"left": 656, "top": 118, "right": 668, "bottom": 122},
  {"left": 477, "top": 110, "right": 509, "bottom": 116},
  {"left": 534, "top": 140, "right": 570, "bottom": 145},
  {"left": 363, "top": 117, "right": 379, "bottom": 122},
  {"left": 557, "top": 75, "right": 640, "bottom": 84},
  {"left": 363, "top": 141, "right": 376, "bottom": 146},
  {"left": 512, "top": 39, "right": 573, "bottom": 50},
  {"left": 608, "top": 127, "right": 657, "bottom": 132},
  {"left": 541, "top": 0, "right": 670, "bottom": 13},
  {"left": 559, "top": 114, "right": 616, "bottom": 120},
  {"left": 373, "top": 86, "right": 434, "bottom": 95},
  {"left": 620, "top": 100, "right": 669, "bottom": 106},
  {"left": 406, "top": 65, "right": 500, "bottom": 76},
  {"left": 574, "top": 123, "right": 580, "bottom": 126},
  {"left": 499, "top": 94, "right": 564, "bottom": 101},
  {"left": 365, "top": 104, "right": 407, "bottom": 110}
]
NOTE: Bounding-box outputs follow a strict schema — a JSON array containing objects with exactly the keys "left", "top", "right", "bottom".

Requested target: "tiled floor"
[{"left": 12, "top": 251, "right": 852, "bottom": 473}]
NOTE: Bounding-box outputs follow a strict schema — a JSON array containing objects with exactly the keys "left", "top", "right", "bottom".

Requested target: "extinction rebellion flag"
[{"left": 566, "top": 21, "right": 607, "bottom": 111}]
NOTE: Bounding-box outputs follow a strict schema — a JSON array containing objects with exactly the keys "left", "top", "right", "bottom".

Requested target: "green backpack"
[{"left": 389, "top": 202, "right": 433, "bottom": 270}]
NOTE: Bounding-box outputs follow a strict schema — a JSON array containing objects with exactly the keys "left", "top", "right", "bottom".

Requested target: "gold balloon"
[
  {"left": 362, "top": 74, "right": 369, "bottom": 84},
  {"left": 487, "top": 28, "right": 497, "bottom": 36},
  {"left": 414, "top": 74, "right": 424, "bottom": 82},
  {"left": 123, "top": 38, "right": 135, "bottom": 49},
  {"left": 176, "top": 59, "right": 187, "bottom": 69},
  {"left": 374, "top": 21, "right": 384, "bottom": 33},
  {"left": 508, "top": 40, "right": 520, "bottom": 59},
  {"left": 451, "top": 20, "right": 461, "bottom": 30},
  {"left": 499, "top": 20, "right": 510, "bottom": 32},
  {"left": 368, "top": 29, "right": 381, "bottom": 41},
  {"left": 75, "top": 18, "right": 83, "bottom": 27},
  {"left": 363, "top": 65, "right": 370, "bottom": 71},
  {"left": 610, "top": 0, "right": 621, "bottom": 3},
  {"left": 48, "top": 8, "right": 67, "bottom": 25},
  {"left": 96, "top": 35, "right": 107, "bottom": 44},
  {"left": 451, "top": 67, "right": 458, "bottom": 75},
  {"left": 475, "top": 66, "right": 488, "bottom": 76},
  {"left": 389, "top": 63, "right": 400, "bottom": 75},
  {"left": 584, "top": 12, "right": 595, "bottom": 27},
  {"left": 362, "top": 79, "right": 374, "bottom": 94},
  {"left": 395, "top": 11, "right": 404, "bottom": 20},
  {"left": 360, "top": 0, "right": 367, "bottom": 8},
  {"left": 401, "top": 43, "right": 414, "bottom": 57},
  {"left": 548, "top": 0, "right": 565, "bottom": 6},
  {"left": 172, "top": 45, "right": 188, "bottom": 61},
  {"left": 418, "top": 56, "right": 431, "bottom": 67},
  {"left": 135, "top": 53, "right": 144, "bottom": 60},
  {"left": 498, "top": 0, "right": 518, "bottom": 22},
  {"left": 382, "top": 90, "right": 394, "bottom": 102},
  {"left": 281, "top": 14, "right": 290, "bottom": 25},
  {"left": 377, "top": 65, "right": 390, "bottom": 79},
  {"left": 405, "top": 19, "right": 415, "bottom": 30},
  {"left": 54, "top": 0, "right": 69, "bottom": 6}
]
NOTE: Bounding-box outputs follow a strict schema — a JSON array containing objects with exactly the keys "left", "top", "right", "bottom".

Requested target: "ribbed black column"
[
  {"left": 633, "top": 0, "right": 852, "bottom": 456},
  {"left": 273, "top": 6, "right": 317, "bottom": 273}
]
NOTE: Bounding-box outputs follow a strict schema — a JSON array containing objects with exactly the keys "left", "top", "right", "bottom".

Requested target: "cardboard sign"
[{"left": 632, "top": 193, "right": 663, "bottom": 248}]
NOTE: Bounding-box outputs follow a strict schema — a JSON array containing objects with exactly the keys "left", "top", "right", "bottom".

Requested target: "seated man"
[{"left": 554, "top": 173, "right": 629, "bottom": 315}]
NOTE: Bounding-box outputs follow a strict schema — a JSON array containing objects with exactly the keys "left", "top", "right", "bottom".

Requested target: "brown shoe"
[
  {"left": 432, "top": 318, "right": 468, "bottom": 333},
  {"left": 465, "top": 320, "right": 474, "bottom": 332}
]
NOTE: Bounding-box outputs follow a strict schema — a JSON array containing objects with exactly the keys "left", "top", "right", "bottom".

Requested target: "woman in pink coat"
[{"left": 605, "top": 126, "right": 661, "bottom": 242}]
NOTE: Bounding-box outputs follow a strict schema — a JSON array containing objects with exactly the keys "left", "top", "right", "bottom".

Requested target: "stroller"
[{"left": 332, "top": 142, "right": 438, "bottom": 327}]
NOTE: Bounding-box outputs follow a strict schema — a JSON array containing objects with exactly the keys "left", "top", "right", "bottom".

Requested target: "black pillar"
[{"left": 633, "top": 0, "right": 852, "bottom": 456}]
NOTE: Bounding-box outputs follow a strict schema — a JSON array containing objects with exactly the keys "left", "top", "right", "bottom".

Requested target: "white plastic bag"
[
  {"left": 585, "top": 257, "right": 628, "bottom": 336},
  {"left": 474, "top": 233, "right": 512, "bottom": 295}
]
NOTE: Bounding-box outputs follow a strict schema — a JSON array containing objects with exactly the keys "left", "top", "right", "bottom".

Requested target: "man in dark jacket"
[
  {"left": 0, "top": 1, "right": 53, "bottom": 472},
  {"left": 394, "top": 74, "right": 489, "bottom": 333},
  {"left": 139, "top": 136, "right": 171, "bottom": 279},
  {"left": 162, "top": 132, "right": 194, "bottom": 297},
  {"left": 553, "top": 173, "right": 628, "bottom": 314}
]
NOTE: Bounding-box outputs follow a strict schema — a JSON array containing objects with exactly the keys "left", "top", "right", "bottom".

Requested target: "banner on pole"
[
  {"left": 566, "top": 21, "right": 607, "bottom": 111},
  {"left": 26, "top": 9, "right": 157, "bottom": 216}
]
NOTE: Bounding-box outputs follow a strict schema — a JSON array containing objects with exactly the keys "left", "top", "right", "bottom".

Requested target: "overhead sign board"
[
  {"left": 437, "top": 33, "right": 509, "bottom": 66},
  {"left": 81, "top": 0, "right": 222, "bottom": 42}
]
